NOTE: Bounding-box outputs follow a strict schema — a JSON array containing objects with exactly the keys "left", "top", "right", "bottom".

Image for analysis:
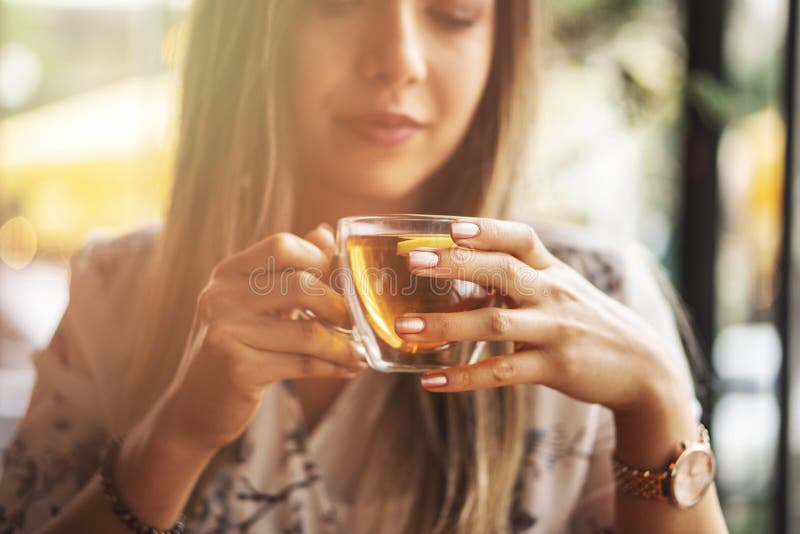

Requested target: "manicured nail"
[
  {"left": 421, "top": 373, "right": 448, "bottom": 388},
  {"left": 408, "top": 250, "right": 439, "bottom": 269},
  {"left": 395, "top": 317, "right": 426, "bottom": 334},
  {"left": 319, "top": 222, "right": 334, "bottom": 233},
  {"left": 451, "top": 222, "right": 480, "bottom": 239}
]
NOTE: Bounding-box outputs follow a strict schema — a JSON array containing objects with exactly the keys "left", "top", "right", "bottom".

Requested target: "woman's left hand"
[{"left": 395, "top": 217, "right": 693, "bottom": 418}]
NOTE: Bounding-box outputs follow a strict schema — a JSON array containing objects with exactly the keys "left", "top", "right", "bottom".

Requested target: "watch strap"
[
  {"left": 612, "top": 456, "right": 671, "bottom": 501},
  {"left": 612, "top": 423, "right": 710, "bottom": 503}
]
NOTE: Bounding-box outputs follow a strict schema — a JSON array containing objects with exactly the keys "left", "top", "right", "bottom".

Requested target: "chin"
[{"left": 328, "top": 168, "right": 429, "bottom": 201}]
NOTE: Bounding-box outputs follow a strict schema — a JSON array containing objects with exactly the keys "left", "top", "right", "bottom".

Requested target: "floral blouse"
[{"left": 0, "top": 219, "right": 700, "bottom": 533}]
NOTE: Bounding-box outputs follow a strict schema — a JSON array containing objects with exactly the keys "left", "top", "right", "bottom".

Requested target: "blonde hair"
[{"left": 123, "top": 2, "right": 540, "bottom": 532}]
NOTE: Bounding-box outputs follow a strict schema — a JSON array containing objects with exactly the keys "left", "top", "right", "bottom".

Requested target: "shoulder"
[
  {"left": 66, "top": 222, "right": 162, "bottom": 314},
  {"left": 64, "top": 223, "right": 162, "bottom": 354},
  {"left": 518, "top": 216, "right": 640, "bottom": 301},
  {"left": 69, "top": 223, "right": 161, "bottom": 287},
  {"left": 517, "top": 216, "right": 684, "bottom": 353}
]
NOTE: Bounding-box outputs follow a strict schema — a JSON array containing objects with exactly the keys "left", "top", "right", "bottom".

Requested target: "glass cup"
[{"left": 302, "top": 214, "right": 498, "bottom": 373}]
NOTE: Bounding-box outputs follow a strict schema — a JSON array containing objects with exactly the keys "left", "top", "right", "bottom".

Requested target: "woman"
[{"left": 0, "top": 1, "right": 728, "bottom": 533}]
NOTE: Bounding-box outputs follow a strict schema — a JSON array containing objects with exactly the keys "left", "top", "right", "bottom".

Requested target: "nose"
[{"left": 357, "top": 2, "right": 428, "bottom": 88}]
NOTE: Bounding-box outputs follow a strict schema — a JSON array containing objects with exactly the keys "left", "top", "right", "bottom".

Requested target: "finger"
[
  {"left": 217, "top": 270, "right": 349, "bottom": 328},
  {"left": 448, "top": 218, "right": 555, "bottom": 270},
  {"left": 417, "top": 351, "right": 553, "bottom": 392},
  {"left": 406, "top": 247, "right": 550, "bottom": 304},
  {"left": 223, "top": 316, "right": 365, "bottom": 371},
  {"left": 236, "top": 343, "right": 362, "bottom": 383},
  {"left": 219, "top": 232, "right": 331, "bottom": 277},
  {"left": 394, "top": 307, "right": 555, "bottom": 344},
  {"left": 303, "top": 224, "right": 336, "bottom": 265},
  {"left": 274, "top": 355, "right": 363, "bottom": 382},
  {"left": 303, "top": 224, "right": 338, "bottom": 285}
]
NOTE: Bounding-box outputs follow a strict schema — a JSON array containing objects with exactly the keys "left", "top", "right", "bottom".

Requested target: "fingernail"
[
  {"left": 451, "top": 222, "right": 480, "bottom": 239},
  {"left": 408, "top": 250, "right": 439, "bottom": 269},
  {"left": 395, "top": 317, "right": 425, "bottom": 334},
  {"left": 319, "top": 222, "right": 334, "bottom": 233},
  {"left": 421, "top": 373, "right": 448, "bottom": 388}
]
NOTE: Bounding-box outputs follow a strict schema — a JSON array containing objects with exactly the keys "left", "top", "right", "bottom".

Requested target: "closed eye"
[{"left": 429, "top": 9, "right": 480, "bottom": 29}]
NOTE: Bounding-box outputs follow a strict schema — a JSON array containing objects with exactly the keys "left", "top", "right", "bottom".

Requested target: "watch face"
[{"left": 671, "top": 448, "right": 715, "bottom": 508}]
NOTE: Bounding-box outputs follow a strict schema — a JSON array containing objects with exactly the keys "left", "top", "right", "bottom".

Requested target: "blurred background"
[{"left": 0, "top": 0, "right": 796, "bottom": 532}]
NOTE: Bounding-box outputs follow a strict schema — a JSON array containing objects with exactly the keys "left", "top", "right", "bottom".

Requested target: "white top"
[{"left": 0, "top": 219, "right": 699, "bottom": 533}]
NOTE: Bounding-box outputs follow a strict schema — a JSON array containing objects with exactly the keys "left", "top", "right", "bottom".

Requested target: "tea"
[{"left": 345, "top": 233, "right": 495, "bottom": 356}]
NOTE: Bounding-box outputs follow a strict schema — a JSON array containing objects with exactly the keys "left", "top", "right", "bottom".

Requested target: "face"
[{"left": 289, "top": 0, "right": 496, "bottom": 200}]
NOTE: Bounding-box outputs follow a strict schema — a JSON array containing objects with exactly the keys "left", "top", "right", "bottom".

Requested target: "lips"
[{"left": 336, "top": 111, "right": 426, "bottom": 147}]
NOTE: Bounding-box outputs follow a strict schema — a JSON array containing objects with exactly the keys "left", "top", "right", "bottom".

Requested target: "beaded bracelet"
[{"left": 100, "top": 437, "right": 187, "bottom": 534}]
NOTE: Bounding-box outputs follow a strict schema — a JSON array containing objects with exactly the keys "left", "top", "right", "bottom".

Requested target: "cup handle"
[
  {"left": 297, "top": 308, "right": 352, "bottom": 335},
  {"left": 297, "top": 308, "right": 368, "bottom": 360}
]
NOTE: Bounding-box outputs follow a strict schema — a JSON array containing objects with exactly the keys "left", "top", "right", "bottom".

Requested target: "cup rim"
[{"left": 338, "top": 213, "right": 462, "bottom": 225}]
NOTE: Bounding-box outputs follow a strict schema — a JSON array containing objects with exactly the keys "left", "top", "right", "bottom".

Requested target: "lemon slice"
[{"left": 395, "top": 234, "right": 456, "bottom": 256}]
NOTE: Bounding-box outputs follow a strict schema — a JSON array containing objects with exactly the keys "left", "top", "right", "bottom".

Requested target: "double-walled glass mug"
[{"left": 301, "top": 214, "right": 498, "bottom": 373}]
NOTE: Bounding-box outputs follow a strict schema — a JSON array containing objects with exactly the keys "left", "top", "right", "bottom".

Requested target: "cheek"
[
  {"left": 290, "top": 27, "right": 347, "bottom": 140},
  {"left": 427, "top": 37, "right": 494, "bottom": 146}
]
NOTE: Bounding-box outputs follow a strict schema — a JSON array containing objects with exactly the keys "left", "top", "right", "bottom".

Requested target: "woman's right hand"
[{"left": 152, "top": 224, "right": 365, "bottom": 454}]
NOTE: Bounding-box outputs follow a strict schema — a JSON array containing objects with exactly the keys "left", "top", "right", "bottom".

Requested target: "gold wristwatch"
[{"left": 613, "top": 424, "right": 716, "bottom": 508}]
